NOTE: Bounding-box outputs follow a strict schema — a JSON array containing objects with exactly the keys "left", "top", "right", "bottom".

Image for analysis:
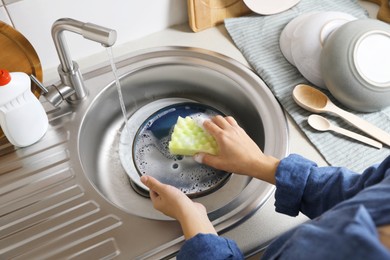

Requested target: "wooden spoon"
[
  {"left": 293, "top": 84, "right": 390, "bottom": 146},
  {"left": 308, "top": 115, "right": 382, "bottom": 149}
]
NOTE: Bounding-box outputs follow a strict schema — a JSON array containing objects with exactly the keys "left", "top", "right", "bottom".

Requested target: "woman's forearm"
[{"left": 178, "top": 210, "right": 217, "bottom": 240}]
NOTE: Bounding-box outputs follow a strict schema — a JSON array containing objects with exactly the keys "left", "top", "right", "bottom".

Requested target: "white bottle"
[{"left": 0, "top": 69, "right": 48, "bottom": 147}]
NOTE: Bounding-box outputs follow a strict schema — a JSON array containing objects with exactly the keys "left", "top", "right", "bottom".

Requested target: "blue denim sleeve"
[
  {"left": 177, "top": 233, "right": 244, "bottom": 260},
  {"left": 275, "top": 154, "right": 390, "bottom": 219},
  {"left": 263, "top": 204, "right": 390, "bottom": 260}
]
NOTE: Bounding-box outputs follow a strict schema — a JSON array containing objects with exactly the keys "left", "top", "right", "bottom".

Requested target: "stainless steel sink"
[{"left": 0, "top": 47, "right": 288, "bottom": 259}]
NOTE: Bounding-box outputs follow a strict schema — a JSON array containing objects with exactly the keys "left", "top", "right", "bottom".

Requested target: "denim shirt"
[{"left": 177, "top": 154, "right": 390, "bottom": 260}]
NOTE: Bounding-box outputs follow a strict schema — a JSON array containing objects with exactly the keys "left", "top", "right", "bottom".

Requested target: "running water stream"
[{"left": 106, "top": 47, "right": 132, "bottom": 144}]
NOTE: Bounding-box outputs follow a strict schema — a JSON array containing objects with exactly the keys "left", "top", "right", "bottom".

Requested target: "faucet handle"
[
  {"left": 44, "top": 83, "right": 75, "bottom": 107},
  {"left": 30, "top": 75, "right": 75, "bottom": 107},
  {"left": 30, "top": 74, "right": 48, "bottom": 94}
]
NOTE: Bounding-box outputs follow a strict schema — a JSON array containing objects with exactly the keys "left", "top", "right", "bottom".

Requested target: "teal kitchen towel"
[{"left": 225, "top": 0, "right": 390, "bottom": 172}]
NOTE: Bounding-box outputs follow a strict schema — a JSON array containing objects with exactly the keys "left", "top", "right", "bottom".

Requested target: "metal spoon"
[
  {"left": 308, "top": 115, "right": 382, "bottom": 149},
  {"left": 293, "top": 84, "right": 390, "bottom": 147}
]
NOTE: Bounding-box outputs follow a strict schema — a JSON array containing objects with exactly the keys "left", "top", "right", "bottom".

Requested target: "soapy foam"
[
  {"left": 191, "top": 113, "right": 211, "bottom": 130},
  {"left": 134, "top": 129, "right": 226, "bottom": 193},
  {"left": 133, "top": 111, "right": 227, "bottom": 195}
]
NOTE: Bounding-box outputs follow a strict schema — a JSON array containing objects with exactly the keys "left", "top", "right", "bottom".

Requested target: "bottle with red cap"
[{"left": 0, "top": 69, "right": 48, "bottom": 147}]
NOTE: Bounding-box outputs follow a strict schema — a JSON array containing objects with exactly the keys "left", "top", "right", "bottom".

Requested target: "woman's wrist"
[
  {"left": 250, "top": 155, "right": 280, "bottom": 185},
  {"left": 177, "top": 205, "right": 217, "bottom": 240}
]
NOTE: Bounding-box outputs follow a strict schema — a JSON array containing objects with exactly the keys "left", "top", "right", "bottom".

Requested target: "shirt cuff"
[
  {"left": 274, "top": 154, "right": 315, "bottom": 216},
  {"left": 177, "top": 233, "right": 244, "bottom": 260}
]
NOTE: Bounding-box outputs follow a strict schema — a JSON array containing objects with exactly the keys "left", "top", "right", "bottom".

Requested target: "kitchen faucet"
[{"left": 42, "top": 18, "right": 117, "bottom": 106}]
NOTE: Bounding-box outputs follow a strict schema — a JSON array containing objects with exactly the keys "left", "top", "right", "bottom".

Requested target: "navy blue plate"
[{"left": 132, "top": 102, "right": 231, "bottom": 198}]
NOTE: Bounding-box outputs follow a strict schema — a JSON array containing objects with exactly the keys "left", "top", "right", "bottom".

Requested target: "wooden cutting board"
[
  {"left": 188, "top": 0, "right": 252, "bottom": 32},
  {"left": 0, "top": 21, "right": 43, "bottom": 140}
]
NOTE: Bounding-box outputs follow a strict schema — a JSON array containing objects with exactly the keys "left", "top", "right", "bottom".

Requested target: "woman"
[{"left": 140, "top": 115, "right": 390, "bottom": 259}]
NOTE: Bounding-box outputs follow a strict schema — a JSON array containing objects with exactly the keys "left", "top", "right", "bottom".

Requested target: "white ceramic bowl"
[
  {"left": 290, "top": 11, "right": 356, "bottom": 88},
  {"left": 321, "top": 19, "right": 390, "bottom": 112},
  {"left": 280, "top": 11, "right": 356, "bottom": 88},
  {"left": 244, "top": 0, "right": 300, "bottom": 15},
  {"left": 279, "top": 12, "right": 316, "bottom": 65}
]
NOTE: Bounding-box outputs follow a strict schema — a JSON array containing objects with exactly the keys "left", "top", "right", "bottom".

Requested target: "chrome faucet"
[{"left": 46, "top": 18, "right": 117, "bottom": 105}]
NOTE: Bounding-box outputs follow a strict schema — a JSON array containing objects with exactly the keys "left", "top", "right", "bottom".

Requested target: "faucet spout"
[{"left": 51, "top": 18, "right": 117, "bottom": 101}]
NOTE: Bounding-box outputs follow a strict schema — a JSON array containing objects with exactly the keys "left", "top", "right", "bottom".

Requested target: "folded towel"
[{"left": 225, "top": 0, "right": 390, "bottom": 172}]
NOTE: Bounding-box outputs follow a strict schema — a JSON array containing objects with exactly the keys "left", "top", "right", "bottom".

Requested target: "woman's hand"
[
  {"left": 194, "top": 115, "right": 279, "bottom": 184},
  {"left": 141, "top": 175, "right": 217, "bottom": 239}
]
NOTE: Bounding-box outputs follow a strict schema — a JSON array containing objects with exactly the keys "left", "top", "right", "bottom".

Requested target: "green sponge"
[{"left": 168, "top": 116, "right": 218, "bottom": 156}]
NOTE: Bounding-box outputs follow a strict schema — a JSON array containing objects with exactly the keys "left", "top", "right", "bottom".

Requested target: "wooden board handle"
[{"left": 187, "top": 0, "right": 252, "bottom": 32}]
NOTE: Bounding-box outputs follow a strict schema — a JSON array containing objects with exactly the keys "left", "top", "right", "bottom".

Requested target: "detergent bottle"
[{"left": 0, "top": 69, "right": 48, "bottom": 147}]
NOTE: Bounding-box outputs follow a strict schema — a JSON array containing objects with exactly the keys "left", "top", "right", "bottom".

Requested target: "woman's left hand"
[{"left": 141, "top": 175, "right": 217, "bottom": 239}]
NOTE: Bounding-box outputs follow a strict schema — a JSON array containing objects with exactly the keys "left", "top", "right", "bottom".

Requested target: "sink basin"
[
  {"left": 0, "top": 47, "right": 288, "bottom": 259},
  {"left": 78, "top": 47, "right": 288, "bottom": 221}
]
